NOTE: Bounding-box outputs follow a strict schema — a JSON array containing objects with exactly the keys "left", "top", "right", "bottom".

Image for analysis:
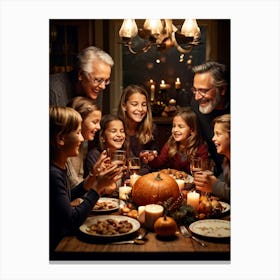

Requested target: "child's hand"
[
  {"left": 139, "top": 150, "right": 158, "bottom": 164},
  {"left": 193, "top": 171, "right": 217, "bottom": 193}
]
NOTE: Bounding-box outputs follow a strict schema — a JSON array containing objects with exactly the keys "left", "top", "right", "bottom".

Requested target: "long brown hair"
[
  {"left": 168, "top": 107, "right": 204, "bottom": 159},
  {"left": 117, "top": 84, "right": 153, "bottom": 144}
]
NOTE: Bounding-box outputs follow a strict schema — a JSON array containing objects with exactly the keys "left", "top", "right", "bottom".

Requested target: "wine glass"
[{"left": 128, "top": 157, "right": 140, "bottom": 175}]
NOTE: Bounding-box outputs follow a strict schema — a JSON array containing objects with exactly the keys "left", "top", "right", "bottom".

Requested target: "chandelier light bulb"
[
  {"left": 181, "top": 19, "right": 197, "bottom": 37},
  {"left": 143, "top": 19, "right": 163, "bottom": 35},
  {"left": 119, "top": 19, "right": 138, "bottom": 39}
]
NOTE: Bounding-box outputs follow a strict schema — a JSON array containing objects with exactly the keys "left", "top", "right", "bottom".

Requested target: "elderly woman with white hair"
[{"left": 50, "top": 46, "right": 114, "bottom": 108}]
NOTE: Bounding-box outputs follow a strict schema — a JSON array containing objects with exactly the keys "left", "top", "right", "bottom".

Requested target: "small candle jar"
[
  {"left": 187, "top": 191, "right": 200, "bottom": 210},
  {"left": 144, "top": 204, "right": 164, "bottom": 231}
]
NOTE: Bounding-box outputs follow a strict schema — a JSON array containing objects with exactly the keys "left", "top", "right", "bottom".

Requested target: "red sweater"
[{"left": 149, "top": 142, "right": 208, "bottom": 174}]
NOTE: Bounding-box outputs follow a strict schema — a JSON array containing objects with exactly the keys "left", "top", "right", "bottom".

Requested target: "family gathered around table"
[{"left": 49, "top": 46, "right": 230, "bottom": 261}]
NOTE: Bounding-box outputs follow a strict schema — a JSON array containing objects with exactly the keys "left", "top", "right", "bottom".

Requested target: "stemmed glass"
[{"left": 128, "top": 157, "right": 140, "bottom": 175}]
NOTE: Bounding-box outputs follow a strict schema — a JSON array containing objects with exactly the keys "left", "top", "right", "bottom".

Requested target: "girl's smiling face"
[
  {"left": 81, "top": 110, "right": 102, "bottom": 141},
  {"left": 103, "top": 120, "right": 125, "bottom": 150},
  {"left": 172, "top": 116, "right": 192, "bottom": 143},
  {"left": 123, "top": 92, "right": 147, "bottom": 123},
  {"left": 212, "top": 123, "right": 230, "bottom": 158}
]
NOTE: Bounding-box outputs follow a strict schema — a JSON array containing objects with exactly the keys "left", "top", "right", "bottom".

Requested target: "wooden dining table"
[{"left": 52, "top": 207, "right": 230, "bottom": 261}]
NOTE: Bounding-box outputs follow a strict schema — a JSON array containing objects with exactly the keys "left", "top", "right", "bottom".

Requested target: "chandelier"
[{"left": 119, "top": 19, "right": 201, "bottom": 55}]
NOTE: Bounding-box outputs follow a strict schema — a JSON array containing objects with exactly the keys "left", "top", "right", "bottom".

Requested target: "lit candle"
[
  {"left": 144, "top": 204, "right": 164, "bottom": 231},
  {"left": 119, "top": 185, "right": 132, "bottom": 200},
  {"left": 187, "top": 191, "right": 200, "bottom": 210},
  {"left": 130, "top": 174, "right": 141, "bottom": 187},
  {"left": 176, "top": 179, "right": 185, "bottom": 192},
  {"left": 150, "top": 84, "right": 155, "bottom": 101},
  {"left": 160, "top": 80, "right": 167, "bottom": 90},
  {"left": 175, "top": 77, "right": 181, "bottom": 89},
  {"left": 137, "top": 206, "right": 146, "bottom": 224}
]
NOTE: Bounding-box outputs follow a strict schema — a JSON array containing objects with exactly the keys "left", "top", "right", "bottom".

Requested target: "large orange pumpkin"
[{"left": 132, "top": 172, "right": 180, "bottom": 206}]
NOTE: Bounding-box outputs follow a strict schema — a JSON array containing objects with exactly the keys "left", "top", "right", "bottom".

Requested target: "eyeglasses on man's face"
[
  {"left": 191, "top": 87, "right": 215, "bottom": 97},
  {"left": 84, "top": 72, "right": 110, "bottom": 86}
]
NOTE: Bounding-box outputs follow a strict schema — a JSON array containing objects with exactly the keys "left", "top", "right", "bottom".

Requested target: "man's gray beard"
[{"left": 199, "top": 93, "right": 221, "bottom": 114}]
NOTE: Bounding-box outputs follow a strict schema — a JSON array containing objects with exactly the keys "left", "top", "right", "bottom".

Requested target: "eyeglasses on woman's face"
[{"left": 84, "top": 71, "right": 110, "bottom": 86}]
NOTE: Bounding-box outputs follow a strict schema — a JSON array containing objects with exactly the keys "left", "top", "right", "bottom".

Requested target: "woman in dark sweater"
[{"left": 49, "top": 106, "right": 123, "bottom": 252}]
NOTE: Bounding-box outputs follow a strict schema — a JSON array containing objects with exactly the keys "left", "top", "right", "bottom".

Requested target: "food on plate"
[
  {"left": 161, "top": 168, "right": 188, "bottom": 179},
  {"left": 196, "top": 196, "right": 226, "bottom": 219},
  {"left": 85, "top": 218, "right": 133, "bottom": 235},
  {"left": 93, "top": 200, "right": 117, "bottom": 211}
]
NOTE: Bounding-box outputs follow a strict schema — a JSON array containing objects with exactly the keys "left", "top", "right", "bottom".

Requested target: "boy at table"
[{"left": 49, "top": 106, "right": 123, "bottom": 251}]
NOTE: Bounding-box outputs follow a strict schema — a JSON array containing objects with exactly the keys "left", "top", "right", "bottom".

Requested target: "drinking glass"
[
  {"left": 190, "top": 156, "right": 202, "bottom": 177},
  {"left": 108, "top": 150, "right": 126, "bottom": 199},
  {"left": 128, "top": 157, "right": 140, "bottom": 175},
  {"left": 109, "top": 150, "right": 126, "bottom": 167}
]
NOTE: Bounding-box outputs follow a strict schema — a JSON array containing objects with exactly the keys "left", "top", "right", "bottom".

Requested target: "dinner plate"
[
  {"left": 92, "top": 197, "right": 124, "bottom": 213},
  {"left": 189, "top": 219, "right": 230, "bottom": 238},
  {"left": 79, "top": 215, "right": 141, "bottom": 238}
]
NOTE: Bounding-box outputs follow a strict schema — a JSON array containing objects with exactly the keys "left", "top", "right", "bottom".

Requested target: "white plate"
[
  {"left": 79, "top": 215, "right": 141, "bottom": 238},
  {"left": 220, "top": 201, "right": 230, "bottom": 213},
  {"left": 189, "top": 219, "right": 230, "bottom": 238},
  {"left": 92, "top": 197, "right": 123, "bottom": 212}
]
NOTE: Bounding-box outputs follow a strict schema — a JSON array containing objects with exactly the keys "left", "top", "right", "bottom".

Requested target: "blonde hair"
[
  {"left": 213, "top": 114, "right": 230, "bottom": 134},
  {"left": 168, "top": 107, "right": 204, "bottom": 159},
  {"left": 49, "top": 106, "right": 82, "bottom": 151},
  {"left": 117, "top": 84, "right": 153, "bottom": 144}
]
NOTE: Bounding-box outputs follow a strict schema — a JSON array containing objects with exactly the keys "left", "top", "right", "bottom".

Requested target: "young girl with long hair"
[
  {"left": 148, "top": 107, "right": 208, "bottom": 173},
  {"left": 117, "top": 84, "right": 159, "bottom": 174},
  {"left": 66, "top": 96, "right": 102, "bottom": 188}
]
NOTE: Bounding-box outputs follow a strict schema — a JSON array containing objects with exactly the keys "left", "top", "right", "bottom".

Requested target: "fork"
[{"left": 180, "top": 225, "right": 207, "bottom": 247}]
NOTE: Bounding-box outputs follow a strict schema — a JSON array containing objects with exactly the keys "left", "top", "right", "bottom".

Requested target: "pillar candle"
[
  {"left": 187, "top": 191, "right": 200, "bottom": 210},
  {"left": 137, "top": 206, "right": 146, "bottom": 224},
  {"left": 175, "top": 77, "right": 181, "bottom": 89},
  {"left": 176, "top": 179, "right": 185, "bottom": 192},
  {"left": 144, "top": 204, "right": 164, "bottom": 231},
  {"left": 119, "top": 186, "right": 132, "bottom": 200},
  {"left": 130, "top": 174, "right": 141, "bottom": 187},
  {"left": 150, "top": 84, "right": 155, "bottom": 101},
  {"left": 160, "top": 80, "right": 166, "bottom": 89}
]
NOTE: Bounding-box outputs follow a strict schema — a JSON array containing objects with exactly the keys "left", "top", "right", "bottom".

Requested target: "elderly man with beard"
[{"left": 191, "top": 61, "right": 230, "bottom": 176}]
